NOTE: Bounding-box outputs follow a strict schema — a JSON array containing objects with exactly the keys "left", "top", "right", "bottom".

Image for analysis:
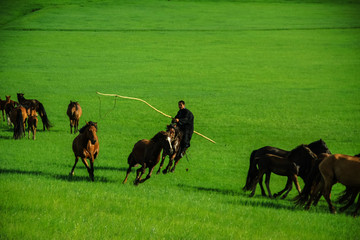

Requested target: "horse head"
[
  {"left": 158, "top": 131, "right": 173, "bottom": 156},
  {"left": 80, "top": 121, "right": 98, "bottom": 144},
  {"left": 307, "top": 139, "right": 331, "bottom": 155}
]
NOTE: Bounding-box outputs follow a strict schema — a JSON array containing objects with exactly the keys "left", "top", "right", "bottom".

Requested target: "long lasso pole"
[{"left": 96, "top": 92, "right": 216, "bottom": 144}]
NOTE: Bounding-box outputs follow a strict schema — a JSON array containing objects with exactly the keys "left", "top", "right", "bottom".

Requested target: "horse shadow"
[
  {"left": 0, "top": 167, "right": 115, "bottom": 183},
  {"left": 177, "top": 183, "right": 300, "bottom": 211}
]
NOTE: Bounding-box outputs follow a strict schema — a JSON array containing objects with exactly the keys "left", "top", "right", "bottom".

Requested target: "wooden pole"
[{"left": 96, "top": 92, "right": 216, "bottom": 144}]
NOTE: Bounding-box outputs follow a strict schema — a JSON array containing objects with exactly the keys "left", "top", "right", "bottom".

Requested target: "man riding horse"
[{"left": 173, "top": 100, "right": 194, "bottom": 158}]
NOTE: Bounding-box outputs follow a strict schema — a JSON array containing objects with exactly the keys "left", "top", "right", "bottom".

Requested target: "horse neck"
[{"left": 148, "top": 138, "right": 164, "bottom": 157}]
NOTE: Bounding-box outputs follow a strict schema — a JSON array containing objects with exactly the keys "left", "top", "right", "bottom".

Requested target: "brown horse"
[
  {"left": 299, "top": 154, "right": 360, "bottom": 216},
  {"left": 70, "top": 121, "right": 99, "bottom": 181},
  {"left": 27, "top": 107, "right": 38, "bottom": 140},
  {"left": 157, "top": 124, "right": 182, "bottom": 174},
  {"left": 9, "top": 106, "right": 28, "bottom": 139},
  {"left": 123, "top": 131, "right": 174, "bottom": 185},
  {"left": 249, "top": 154, "right": 302, "bottom": 199},
  {"left": 17, "top": 93, "right": 51, "bottom": 130},
  {"left": 66, "top": 101, "right": 82, "bottom": 134}
]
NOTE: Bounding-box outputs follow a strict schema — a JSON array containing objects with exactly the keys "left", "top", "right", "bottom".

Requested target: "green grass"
[{"left": 1, "top": 0, "right": 360, "bottom": 239}]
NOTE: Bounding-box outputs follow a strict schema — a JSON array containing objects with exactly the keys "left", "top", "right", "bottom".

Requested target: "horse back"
[{"left": 320, "top": 154, "right": 360, "bottom": 186}]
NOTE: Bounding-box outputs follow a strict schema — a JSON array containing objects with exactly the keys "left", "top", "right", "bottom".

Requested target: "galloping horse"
[
  {"left": 296, "top": 154, "right": 360, "bottom": 216},
  {"left": 243, "top": 139, "right": 330, "bottom": 196},
  {"left": 9, "top": 106, "right": 27, "bottom": 139},
  {"left": 66, "top": 101, "right": 82, "bottom": 134},
  {"left": 157, "top": 124, "right": 183, "bottom": 174},
  {"left": 123, "top": 131, "right": 173, "bottom": 185},
  {"left": 17, "top": 93, "right": 52, "bottom": 130},
  {"left": 70, "top": 121, "right": 99, "bottom": 181},
  {"left": 27, "top": 107, "right": 38, "bottom": 140}
]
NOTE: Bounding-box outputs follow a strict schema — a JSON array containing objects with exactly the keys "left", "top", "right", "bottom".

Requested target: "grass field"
[{"left": 1, "top": 0, "right": 360, "bottom": 239}]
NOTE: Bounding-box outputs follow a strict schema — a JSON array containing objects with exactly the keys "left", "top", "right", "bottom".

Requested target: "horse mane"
[
  {"left": 151, "top": 131, "right": 166, "bottom": 142},
  {"left": 79, "top": 121, "right": 97, "bottom": 133}
]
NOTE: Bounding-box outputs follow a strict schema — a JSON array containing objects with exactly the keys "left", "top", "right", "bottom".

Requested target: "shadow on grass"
[
  {"left": 177, "top": 183, "right": 299, "bottom": 211},
  {"left": 0, "top": 167, "right": 115, "bottom": 183}
]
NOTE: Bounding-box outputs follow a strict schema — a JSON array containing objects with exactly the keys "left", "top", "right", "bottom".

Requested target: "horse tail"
[
  {"left": 38, "top": 102, "right": 52, "bottom": 130},
  {"left": 243, "top": 150, "right": 259, "bottom": 191},
  {"left": 13, "top": 108, "right": 24, "bottom": 140}
]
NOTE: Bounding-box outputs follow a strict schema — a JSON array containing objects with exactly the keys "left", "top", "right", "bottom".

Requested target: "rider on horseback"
[{"left": 173, "top": 100, "right": 194, "bottom": 158}]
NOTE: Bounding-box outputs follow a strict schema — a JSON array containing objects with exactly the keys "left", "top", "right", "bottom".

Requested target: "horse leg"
[
  {"left": 259, "top": 175, "right": 266, "bottom": 196},
  {"left": 163, "top": 157, "right": 173, "bottom": 174},
  {"left": 80, "top": 157, "right": 93, "bottom": 181},
  {"left": 89, "top": 156, "right": 95, "bottom": 182},
  {"left": 135, "top": 164, "right": 146, "bottom": 185},
  {"left": 340, "top": 190, "right": 358, "bottom": 212},
  {"left": 70, "top": 156, "right": 79, "bottom": 176},
  {"left": 274, "top": 178, "right": 291, "bottom": 199},
  {"left": 264, "top": 172, "right": 274, "bottom": 199},
  {"left": 157, "top": 153, "right": 167, "bottom": 175},
  {"left": 280, "top": 177, "right": 293, "bottom": 200},
  {"left": 170, "top": 155, "right": 182, "bottom": 173},
  {"left": 250, "top": 170, "right": 265, "bottom": 197},
  {"left": 140, "top": 166, "right": 155, "bottom": 183},
  {"left": 352, "top": 193, "right": 360, "bottom": 217}
]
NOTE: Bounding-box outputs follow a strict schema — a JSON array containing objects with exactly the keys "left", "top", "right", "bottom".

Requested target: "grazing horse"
[
  {"left": 66, "top": 101, "right": 82, "bottom": 134},
  {"left": 157, "top": 124, "right": 183, "bottom": 174},
  {"left": 27, "top": 107, "right": 38, "bottom": 140},
  {"left": 17, "top": 93, "right": 52, "bottom": 131},
  {"left": 243, "top": 139, "right": 330, "bottom": 195},
  {"left": 70, "top": 122, "right": 99, "bottom": 181},
  {"left": 296, "top": 154, "right": 360, "bottom": 216},
  {"left": 9, "top": 106, "right": 28, "bottom": 139},
  {"left": 123, "top": 131, "right": 174, "bottom": 185}
]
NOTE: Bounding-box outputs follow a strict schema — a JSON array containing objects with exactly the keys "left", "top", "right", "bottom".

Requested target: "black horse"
[
  {"left": 157, "top": 124, "right": 183, "bottom": 174},
  {"left": 17, "top": 93, "right": 52, "bottom": 131},
  {"left": 243, "top": 139, "right": 331, "bottom": 197}
]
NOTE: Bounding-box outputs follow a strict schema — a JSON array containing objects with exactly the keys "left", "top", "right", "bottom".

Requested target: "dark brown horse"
[
  {"left": 70, "top": 121, "right": 99, "bottom": 181},
  {"left": 67, "top": 101, "right": 82, "bottom": 134},
  {"left": 9, "top": 106, "right": 28, "bottom": 139},
  {"left": 243, "top": 139, "right": 330, "bottom": 195},
  {"left": 17, "top": 93, "right": 51, "bottom": 130},
  {"left": 4, "top": 96, "right": 18, "bottom": 125},
  {"left": 123, "top": 131, "right": 174, "bottom": 185},
  {"left": 296, "top": 154, "right": 360, "bottom": 216},
  {"left": 249, "top": 153, "right": 302, "bottom": 199},
  {"left": 157, "top": 124, "right": 183, "bottom": 174}
]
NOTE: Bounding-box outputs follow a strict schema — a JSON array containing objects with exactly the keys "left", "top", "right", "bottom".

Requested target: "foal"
[{"left": 27, "top": 107, "right": 38, "bottom": 140}]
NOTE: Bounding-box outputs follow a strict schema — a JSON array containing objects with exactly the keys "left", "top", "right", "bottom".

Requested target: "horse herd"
[
  {"left": 1, "top": 94, "right": 360, "bottom": 217},
  {"left": 242, "top": 140, "right": 360, "bottom": 217}
]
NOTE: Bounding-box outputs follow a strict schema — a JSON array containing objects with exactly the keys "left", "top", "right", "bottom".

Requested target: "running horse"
[
  {"left": 66, "top": 101, "right": 82, "bottom": 134},
  {"left": 157, "top": 124, "right": 183, "bottom": 174},
  {"left": 17, "top": 93, "right": 52, "bottom": 131},
  {"left": 296, "top": 154, "right": 360, "bottom": 216},
  {"left": 243, "top": 139, "right": 331, "bottom": 197},
  {"left": 123, "top": 130, "right": 174, "bottom": 185},
  {"left": 70, "top": 121, "right": 99, "bottom": 181}
]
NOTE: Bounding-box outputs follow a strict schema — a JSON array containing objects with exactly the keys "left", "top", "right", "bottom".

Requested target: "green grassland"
[{"left": 1, "top": 0, "right": 360, "bottom": 239}]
